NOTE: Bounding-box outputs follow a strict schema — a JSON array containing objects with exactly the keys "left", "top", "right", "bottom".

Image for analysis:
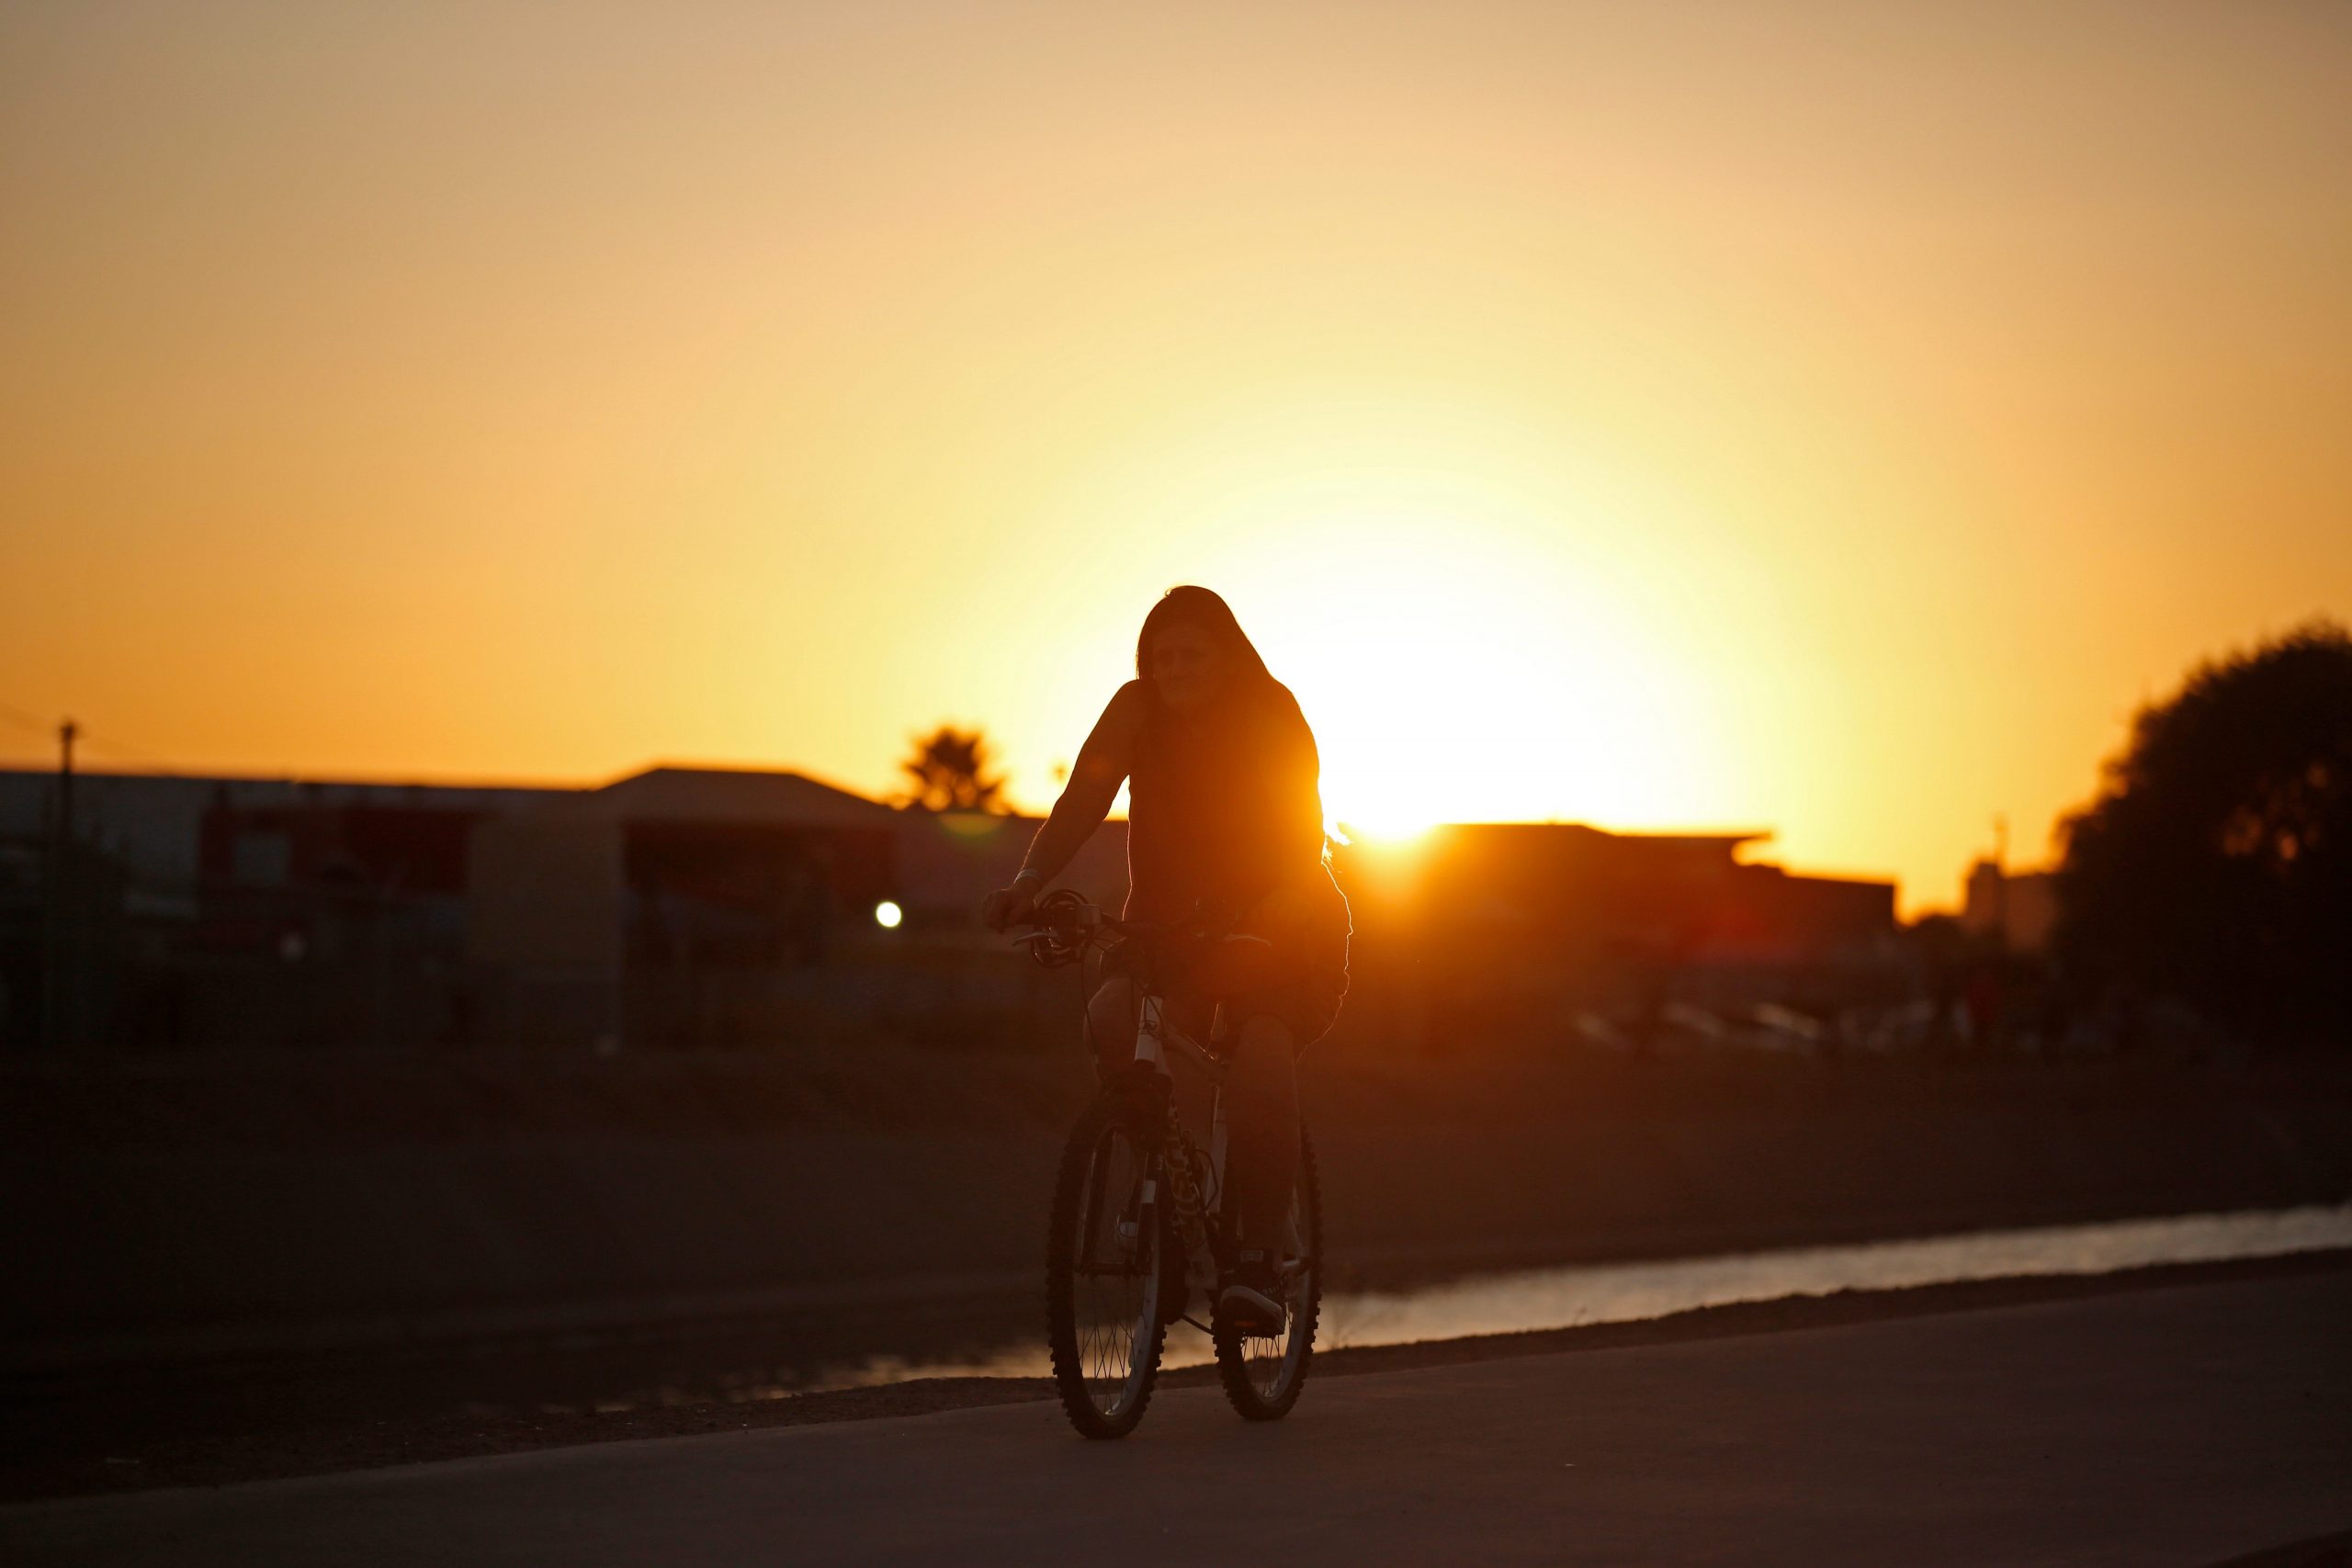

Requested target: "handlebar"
[
  {"left": 1009, "top": 890, "right": 1126, "bottom": 967},
  {"left": 1010, "top": 888, "right": 1236, "bottom": 969}
]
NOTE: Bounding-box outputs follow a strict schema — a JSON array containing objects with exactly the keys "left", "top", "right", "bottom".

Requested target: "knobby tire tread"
[
  {"left": 1214, "top": 1125, "right": 1322, "bottom": 1421},
  {"left": 1046, "top": 1093, "right": 1170, "bottom": 1438}
]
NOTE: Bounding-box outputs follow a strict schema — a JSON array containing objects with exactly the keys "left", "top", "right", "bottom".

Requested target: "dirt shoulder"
[{"left": 10, "top": 1247, "right": 2346, "bottom": 1505}]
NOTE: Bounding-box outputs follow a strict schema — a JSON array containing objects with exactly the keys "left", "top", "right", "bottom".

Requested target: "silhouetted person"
[{"left": 984, "top": 586, "right": 1350, "bottom": 1332}]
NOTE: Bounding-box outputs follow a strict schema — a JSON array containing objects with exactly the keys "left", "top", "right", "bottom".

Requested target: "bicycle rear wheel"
[
  {"left": 1214, "top": 1124, "right": 1322, "bottom": 1421},
  {"left": 1046, "top": 1093, "right": 1172, "bottom": 1438}
]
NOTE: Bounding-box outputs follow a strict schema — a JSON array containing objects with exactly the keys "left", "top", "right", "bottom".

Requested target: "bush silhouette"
[{"left": 2054, "top": 619, "right": 2352, "bottom": 1046}]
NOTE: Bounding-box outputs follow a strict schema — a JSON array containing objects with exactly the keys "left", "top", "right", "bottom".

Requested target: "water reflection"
[{"left": 792, "top": 1202, "right": 2352, "bottom": 1394}]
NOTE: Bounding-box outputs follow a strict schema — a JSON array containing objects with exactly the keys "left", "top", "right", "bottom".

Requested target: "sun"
[{"left": 1199, "top": 513, "right": 1722, "bottom": 835}]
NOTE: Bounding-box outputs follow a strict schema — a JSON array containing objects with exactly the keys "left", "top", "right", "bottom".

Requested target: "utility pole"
[
  {"left": 42, "top": 719, "right": 77, "bottom": 1047},
  {"left": 1989, "top": 812, "right": 2010, "bottom": 951}
]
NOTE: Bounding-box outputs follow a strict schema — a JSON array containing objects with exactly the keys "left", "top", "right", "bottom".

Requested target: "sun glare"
[
  {"left": 1334, "top": 814, "right": 1437, "bottom": 842},
  {"left": 1195, "top": 504, "right": 1724, "bottom": 836}
]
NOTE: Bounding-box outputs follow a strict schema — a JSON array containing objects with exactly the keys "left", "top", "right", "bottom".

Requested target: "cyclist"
[{"left": 984, "top": 585, "right": 1351, "bottom": 1334}]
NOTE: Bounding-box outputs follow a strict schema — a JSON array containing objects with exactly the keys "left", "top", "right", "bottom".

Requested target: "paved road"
[{"left": 7, "top": 1270, "right": 2348, "bottom": 1567}]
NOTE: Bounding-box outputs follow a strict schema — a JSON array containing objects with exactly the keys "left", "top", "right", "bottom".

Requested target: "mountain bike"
[{"left": 1015, "top": 889, "right": 1322, "bottom": 1438}]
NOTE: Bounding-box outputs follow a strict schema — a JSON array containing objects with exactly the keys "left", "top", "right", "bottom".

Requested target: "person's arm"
[{"left": 982, "top": 682, "right": 1145, "bottom": 930}]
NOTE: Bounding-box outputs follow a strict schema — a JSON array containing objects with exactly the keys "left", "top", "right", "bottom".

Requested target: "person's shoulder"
[
  {"left": 1071, "top": 683, "right": 1147, "bottom": 780},
  {"left": 1102, "top": 680, "right": 1150, "bottom": 737}
]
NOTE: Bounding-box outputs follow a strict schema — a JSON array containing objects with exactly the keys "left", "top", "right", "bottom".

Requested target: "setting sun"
[{"left": 1216, "top": 508, "right": 1724, "bottom": 840}]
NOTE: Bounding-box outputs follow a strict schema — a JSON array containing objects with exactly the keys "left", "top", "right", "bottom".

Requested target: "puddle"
[{"left": 787, "top": 1201, "right": 2352, "bottom": 1393}]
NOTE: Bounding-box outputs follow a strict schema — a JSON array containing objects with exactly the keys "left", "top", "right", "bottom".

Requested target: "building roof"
[
  {"left": 1402, "top": 820, "right": 1771, "bottom": 847},
  {"left": 1411, "top": 821, "right": 1776, "bottom": 863},
  {"left": 583, "top": 765, "right": 901, "bottom": 829}
]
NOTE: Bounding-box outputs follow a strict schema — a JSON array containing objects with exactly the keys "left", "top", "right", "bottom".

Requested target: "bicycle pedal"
[{"left": 1215, "top": 1281, "right": 1288, "bottom": 1337}]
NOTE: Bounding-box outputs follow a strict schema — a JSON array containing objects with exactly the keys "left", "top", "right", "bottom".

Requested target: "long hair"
[
  {"left": 1134, "top": 585, "right": 1275, "bottom": 705},
  {"left": 1131, "top": 585, "right": 1330, "bottom": 879}
]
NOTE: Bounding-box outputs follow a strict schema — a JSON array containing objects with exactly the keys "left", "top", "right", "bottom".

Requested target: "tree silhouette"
[
  {"left": 899, "top": 724, "right": 1008, "bottom": 812},
  {"left": 2054, "top": 618, "right": 2352, "bottom": 1046}
]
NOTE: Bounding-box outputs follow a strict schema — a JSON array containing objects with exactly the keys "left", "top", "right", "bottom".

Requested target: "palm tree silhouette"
[{"left": 899, "top": 724, "right": 1007, "bottom": 812}]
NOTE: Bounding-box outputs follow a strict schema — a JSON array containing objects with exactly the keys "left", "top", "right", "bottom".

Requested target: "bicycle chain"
[{"left": 1161, "top": 1100, "right": 1219, "bottom": 1295}]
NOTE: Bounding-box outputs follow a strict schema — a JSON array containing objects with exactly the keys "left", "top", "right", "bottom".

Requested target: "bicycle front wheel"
[{"left": 1046, "top": 1093, "right": 1172, "bottom": 1438}]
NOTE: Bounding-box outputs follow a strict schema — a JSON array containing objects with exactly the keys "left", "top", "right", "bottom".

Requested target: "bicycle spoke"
[
  {"left": 1238, "top": 1197, "right": 1301, "bottom": 1393},
  {"left": 1214, "top": 1156, "right": 1319, "bottom": 1419},
  {"left": 1065, "top": 1122, "right": 1159, "bottom": 1416}
]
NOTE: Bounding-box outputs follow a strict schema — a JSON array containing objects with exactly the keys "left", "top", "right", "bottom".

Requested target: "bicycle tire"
[
  {"left": 1046, "top": 1092, "right": 1172, "bottom": 1438},
  {"left": 1213, "top": 1124, "right": 1322, "bottom": 1421}
]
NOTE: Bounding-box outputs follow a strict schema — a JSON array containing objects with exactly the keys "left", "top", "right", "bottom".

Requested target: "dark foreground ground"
[
  {"left": 7, "top": 1248, "right": 2346, "bottom": 1504},
  {"left": 6, "top": 1256, "right": 2346, "bottom": 1568}
]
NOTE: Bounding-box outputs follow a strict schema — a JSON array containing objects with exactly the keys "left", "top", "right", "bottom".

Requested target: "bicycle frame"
[
  {"left": 1129, "top": 985, "right": 1234, "bottom": 1302},
  {"left": 1018, "top": 897, "right": 1245, "bottom": 1303}
]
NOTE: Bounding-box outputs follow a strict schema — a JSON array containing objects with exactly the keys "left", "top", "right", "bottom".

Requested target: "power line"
[
  {"left": 0, "top": 699, "right": 55, "bottom": 741},
  {"left": 0, "top": 699, "right": 184, "bottom": 774},
  {"left": 71, "top": 728, "right": 183, "bottom": 775}
]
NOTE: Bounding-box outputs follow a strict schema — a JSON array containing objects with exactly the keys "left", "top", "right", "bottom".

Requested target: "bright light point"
[{"left": 873, "top": 900, "right": 903, "bottom": 930}]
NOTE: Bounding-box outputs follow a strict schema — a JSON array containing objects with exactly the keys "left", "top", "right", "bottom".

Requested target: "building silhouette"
[{"left": 1, "top": 765, "right": 1898, "bottom": 1051}]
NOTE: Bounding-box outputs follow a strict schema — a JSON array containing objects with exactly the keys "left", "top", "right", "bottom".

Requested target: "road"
[{"left": 6, "top": 1269, "right": 2348, "bottom": 1566}]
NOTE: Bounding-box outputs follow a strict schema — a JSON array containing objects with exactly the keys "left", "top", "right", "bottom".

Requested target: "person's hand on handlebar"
[{"left": 982, "top": 872, "right": 1044, "bottom": 931}]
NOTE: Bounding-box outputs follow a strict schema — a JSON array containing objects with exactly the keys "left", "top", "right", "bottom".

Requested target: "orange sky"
[{"left": 3, "top": 1, "right": 2347, "bottom": 912}]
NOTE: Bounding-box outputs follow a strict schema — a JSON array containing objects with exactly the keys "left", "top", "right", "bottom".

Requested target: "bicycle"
[{"left": 1015, "top": 888, "right": 1322, "bottom": 1438}]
